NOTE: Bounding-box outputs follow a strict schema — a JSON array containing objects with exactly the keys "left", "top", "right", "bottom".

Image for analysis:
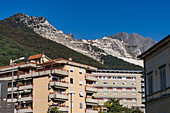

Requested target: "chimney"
[
  {"left": 10, "top": 59, "right": 13, "bottom": 65},
  {"left": 68, "top": 57, "right": 72, "bottom": 61}
]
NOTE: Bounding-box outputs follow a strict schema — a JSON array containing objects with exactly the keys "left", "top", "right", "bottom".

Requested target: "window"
[
  {"left": 104, "top": 92, "right": 108, "bottom": 95},
  {"left": 103, "top": 88, "right": 107, "bottom": 91},
  {"left": 113, "top": 92, "right": 117, "bottom": 95},
  {"left": 70, "top": 78, "right": 73, "bottom": 84},
  {"left": 113, "top": 77, "right": 117, "bottom": 79},
  {"left": 118, "top": 76, "right": 122, "bottom": 79},
  {"left": 148, "top": 73, "right": 153, "bottom": 95},
  {"left": 132, "top": 82, "right": 136, "bottom": 85},
  {"left": 132, "top": 103, "right": 136, "bottom": 106},
  {"left": 79, "top": 102, "right": 83, "bottom": 109},
  {"left": 79, "top": 91, "right": 83, "bottom": 97},
  {"left": 160, "top": 66, "right": 166, "bottom": 90},
  {"left": 123, "top": 103, "right": 127, "bottom": 106},
  {"left": 123, "top": 92, "right": 127, "bottom": 95},
  {"left": 113, "top": 82, "right": 117, "bottom": 84},
  {"left": 103, "top": 82, "right": 107, "bottom": 84},
  {"left": 132, "top": 93, "right": 136, "bottom": 95},
  {"left": 122, "top": 82, "right": 126, "bottom": 85},
  {"left": 79, "top": 79, "right": 82, "bottom": 86},
  {"left": 79, "top": 68, "right": 82, "bottom": 74},
  {"left": 70, "top": 66, "right": 74, "bottom": 72}
]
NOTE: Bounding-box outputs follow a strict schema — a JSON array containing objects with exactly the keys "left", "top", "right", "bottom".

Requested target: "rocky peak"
[{"left": 108, "top": 32, "right": 157, "bottom": 53}]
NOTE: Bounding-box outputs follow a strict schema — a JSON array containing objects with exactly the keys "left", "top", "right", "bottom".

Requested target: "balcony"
[
  {"left": 17, "top": 107, "right": 33, "bottom": 113},
  {"left": 85, "top": 85, "right": 97, "bottom": 93},
  {"left": 58, "top": 106, "right": 69, "bottom": 112},
  {"left": 8, "top": 87, "right": 17, "bottom": 92},
  {"left": 18, "top": 84, "right": 33, "bottom": 91},
  {"left": 0, "top": 75, "right": 17, "bottom": 81},
  {"left": 49, "top": 93, "right": 69, "bottom": 101},
  {"left": 86, "top": 98, "right": 98, "bottom": 106},
  {"left": 49, "top": 81, "right": 68, "bottom": 89},
  {"left": 49, "top": 105, "right": 69, "bottom": 112},
  {"left": 51, "top": 69, "right": 69, "bottom": 76},
  {"left": 85, "top": 74, "right": 97, "bottom": 81},
  {"left": 19, "top": 95, "right": 33, "bottom": 102},
  {"left": 86, "top": 108, "right": 98, "bottom": 113},
  {"left": 19, "top": 68, "right": 68, "bottom": 79},
  {"left": 7, "top": 98, "right": 17, "bottom": 102}
]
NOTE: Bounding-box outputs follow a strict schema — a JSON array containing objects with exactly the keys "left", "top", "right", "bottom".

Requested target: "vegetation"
[
  {"left": 104, "top": 98, "right": 143, "bottom": 113},
  {"left": 0, "top": 18, "right": 143, "bottom": 70},
  {"left": 48, "top": 106, "right": 59, "bottom": 113},
  {"left": 101, "top": 55, "right": 143, "bottom": 70}
]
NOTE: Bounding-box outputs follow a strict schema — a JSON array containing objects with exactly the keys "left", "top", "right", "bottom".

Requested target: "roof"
[
  {"left": 138, "top": 35, "right": 170, "bottom": 59},
  {"left": 94, "top": 69, "right": 143, "bottom": 74},
  {"left": 28, "top": 54, "right": 42, "bottom": 60}
]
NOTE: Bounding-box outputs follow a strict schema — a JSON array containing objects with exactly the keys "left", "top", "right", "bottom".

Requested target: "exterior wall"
[
  {"left": 145, "top": 46, "right": 170, "bottom": 95},
  {"left": 144, "top": 41, "right": 170, "bottom": 113},
  {"left": 145, "top": 95, "right": 170, "bottom": 113},
  {"left": 65, "top": 65, "right": 86, "bottom": 113},
  {"left": 93, "top": 71, "right": 143, "bottom": 108},
  {"left": 33, "top": 76, "right": 49, "bottom": 113},
  {"left": 0, "top": 56, "right": 97, "bottom": 113}
]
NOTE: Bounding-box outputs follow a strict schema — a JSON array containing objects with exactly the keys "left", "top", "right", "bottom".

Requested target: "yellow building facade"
[
  {"left": 0, "top": 54, "right": 98, "bottom": 113},
  {"left": 92, "top": 70, "right": 145, "bottom": 111},
  {"left": 138, "top": 35, "right": 170, "bottom": 113}
]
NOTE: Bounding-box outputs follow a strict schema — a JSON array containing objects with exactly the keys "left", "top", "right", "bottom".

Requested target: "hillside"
[{"left": 0, "top": 14, "right": 143, "bottom": 70}]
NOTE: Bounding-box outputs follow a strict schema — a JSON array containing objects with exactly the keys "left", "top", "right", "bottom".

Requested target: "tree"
[{"left": 103, "top": 98, "right": 133, "bottom": 113}]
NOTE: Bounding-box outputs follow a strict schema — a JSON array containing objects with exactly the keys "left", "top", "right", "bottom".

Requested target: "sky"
[{"left": 0, "top": 0, "right": 169, "bottom": 41}]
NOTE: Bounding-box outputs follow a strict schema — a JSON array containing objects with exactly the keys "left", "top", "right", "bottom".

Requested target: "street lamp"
[
  {"left": 67, "top": 93, "right": 75, "bottom": 113},
  {"left": 11, "top": 57, "right": 25, "bottom": 102}
]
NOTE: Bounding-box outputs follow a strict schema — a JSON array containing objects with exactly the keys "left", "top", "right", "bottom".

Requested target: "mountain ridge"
[{"left": 1, "top": 13, "right": 156, "bottom": 68}]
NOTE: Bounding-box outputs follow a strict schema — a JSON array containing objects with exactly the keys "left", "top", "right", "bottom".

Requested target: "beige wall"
[
  {"left": 33, "top": 76, "right": 49, "bottom": 113},
  {"left": 144, "top": 39, "right": 170, "bottom": 113},
  {"left": 65, "top": 65, "right": 86, "bottom": 113}
]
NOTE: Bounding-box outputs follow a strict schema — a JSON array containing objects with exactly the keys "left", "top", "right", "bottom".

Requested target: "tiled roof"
[{"left": 28, "top": 54, "right": 42, "bottom": 60}]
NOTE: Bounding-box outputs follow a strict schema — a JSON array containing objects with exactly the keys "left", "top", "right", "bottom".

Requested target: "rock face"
[
  {"left": 108, "top": 32, "right": 157, "bottom": 53},
  {"left": 2, "top": 13, "right": 157, "bottom": 67}
]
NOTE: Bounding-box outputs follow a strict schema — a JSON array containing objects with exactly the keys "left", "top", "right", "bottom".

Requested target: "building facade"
[
  {"left": 92, "top": 69, "right": 145, "bottom": 111},
  {"left": 0, "top": 54, "right": 98, "bottom": 113},
  {"left": 138, "top": 35, "right": 170, "bottom": 113},
  {"left": 0, "top": 80, "right": 15, "bottom": 113}
]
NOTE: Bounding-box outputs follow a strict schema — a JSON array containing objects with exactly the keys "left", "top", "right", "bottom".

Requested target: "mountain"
[
  {"left": 0, "top": 13, "right": 143, "bottom": 70},
  {"left": 108, "top": 32, "right": 157, "bottom": 53}
]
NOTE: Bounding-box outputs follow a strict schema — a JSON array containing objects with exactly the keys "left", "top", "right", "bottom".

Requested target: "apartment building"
[
  {"left": 92, "top": 69, "right": 145, "bottom": 111},
  {"left": 0, "top": 54, "right": 98, "bottom": 113},
  {"left": 138, "top": 35, "right": 170, "bottom": 113}
]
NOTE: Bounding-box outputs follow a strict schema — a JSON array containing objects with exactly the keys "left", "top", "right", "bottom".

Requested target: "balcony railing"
[
  {"left": 19, "top": 68, "right": 68, "bottom": 79},
  {"left": 85, "top": 74, "right": 97, "bottom": 81},
  {"left": 18, "top": 95, "right": 33, "bottom": 102},
  {"left": 18, "top": 83, "right": 33, "bottom": 90},
  {"left": 8, "top": 87, "right": 17, "bottom": 92},
  {"left": 49, "top": 92, "right": 69, "bottom": 101},
  {"left": 85, "top": 85, "right": 97, "bottom": 93},
  {"left": 86, "top": 98, "right": 98, "bottom": 105},
  {"left": 49, "top": 105, "right": 69, "bottom": 112},
  {"left": 7, "top": 98, "right": 17, "bottom": 102},
  {"left": 86, "top": 108, "right": 98, "bottom": 113},
  {"left": 49, "top": 80, "right": 68, "bottom": 89},
  {"left": 17, "top": 107, "right": 33, "bottom": 113}
]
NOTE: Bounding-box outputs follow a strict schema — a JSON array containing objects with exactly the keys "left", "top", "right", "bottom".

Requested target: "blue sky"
[{"left": 0, "top": 0, "right": 169, "bottom": 41}]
